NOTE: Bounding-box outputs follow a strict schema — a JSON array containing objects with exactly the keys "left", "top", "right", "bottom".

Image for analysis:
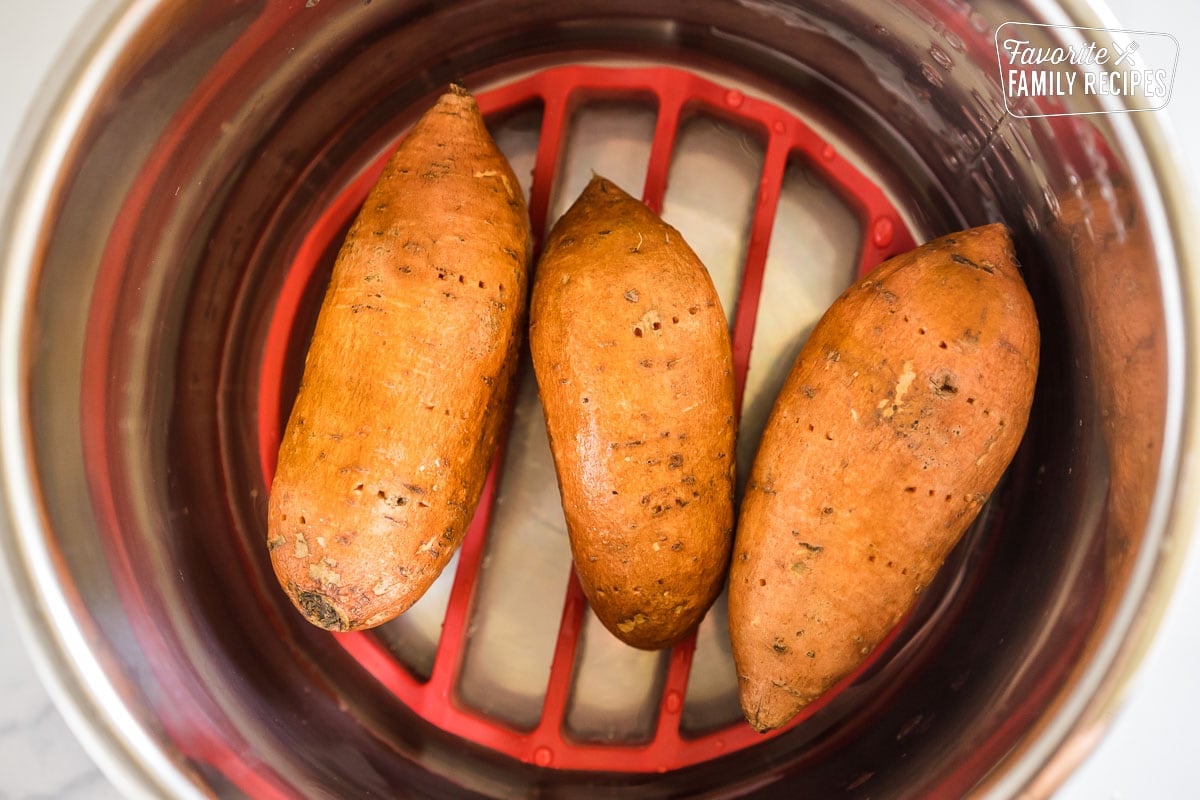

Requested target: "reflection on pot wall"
[{"left": 1059, "top": 171, "right": 1167, "bottom": 598}]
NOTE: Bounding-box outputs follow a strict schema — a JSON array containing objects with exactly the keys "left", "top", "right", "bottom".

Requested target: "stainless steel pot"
[{"left": 1, "top": 0, "right": 1196, "bottom": 797}]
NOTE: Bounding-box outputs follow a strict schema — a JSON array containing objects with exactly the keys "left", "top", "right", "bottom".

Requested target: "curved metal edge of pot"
[
  {"left": 975, "top": 0, "right": 1200, "bottom": 797},
  {"left": 0, "top": 1, "right": 209, "bottom": 798}
]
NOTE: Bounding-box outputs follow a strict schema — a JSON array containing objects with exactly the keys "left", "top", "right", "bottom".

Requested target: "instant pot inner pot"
[{"left": 25, "top": 1, "right": 1169, "bottom": 797}]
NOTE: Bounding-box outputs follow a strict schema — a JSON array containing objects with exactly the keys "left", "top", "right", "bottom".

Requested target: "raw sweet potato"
[
  {"left": 267, "top": 85, "right": 531, "bottom": 631},
  {"left": 530, "top": 176, "right": 736, "bottom": 650},
  {"left": 728, "top": 223, "right": 1039, "bottom": 731}
]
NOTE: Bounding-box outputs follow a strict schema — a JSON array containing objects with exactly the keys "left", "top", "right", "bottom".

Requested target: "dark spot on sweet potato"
[
  {"left": 932, "top": 371, "right": 959, "bottom": 396},
  {"left": 951, "top": 253, "right": 994, "bottom": 273},
  {"left": 668, "top": 453, "right": 684, "bottom": 469},
  {"left": 297, "top": 591, "right": 344, "bottom": 631},
  {"left": 773, "top": 638, "right": 789, "bottom": 654}
]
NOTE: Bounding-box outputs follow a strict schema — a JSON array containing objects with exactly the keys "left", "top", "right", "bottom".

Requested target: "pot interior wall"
[{"left": 19, "top": 0, "right": 1170, "bottom": 797}]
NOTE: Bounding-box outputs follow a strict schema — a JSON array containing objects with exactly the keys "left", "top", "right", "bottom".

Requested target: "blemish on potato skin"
[
  {"left": 294, "top": 587, "right": 346, "bottom": 631},
  {"left": 308, "top": 562, "right": 342, "bottom": 586}
]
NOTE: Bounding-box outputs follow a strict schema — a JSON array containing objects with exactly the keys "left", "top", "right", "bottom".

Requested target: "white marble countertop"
[{"left": 2, "top": 1, "right": 1198, "bottom": 798}]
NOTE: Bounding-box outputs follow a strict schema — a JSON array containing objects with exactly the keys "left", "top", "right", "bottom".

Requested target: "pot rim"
[{"left": 0, "top": 1, "right": 1195, "bottom": 798}]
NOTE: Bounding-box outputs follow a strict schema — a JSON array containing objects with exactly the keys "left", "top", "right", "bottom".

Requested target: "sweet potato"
[
  {"left": 530, "top": 176, "right": 735, "bottom": 650},
  {"left": 728, "top": 223, "right": 1039, "bottom": 731},
  {"left": 267, "top": 85, "right": 531, "bottom": 631}
]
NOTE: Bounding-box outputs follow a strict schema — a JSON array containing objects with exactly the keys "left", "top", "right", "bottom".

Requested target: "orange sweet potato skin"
[
  {"left": 728, "top": 223, "right": 1039, "bottom": 731},
  {"left": 530, "top": 176, "right": 736, "bottom": 650},
  {"left": 267, "top": 86, "right": 530, "bottom": 631}
]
